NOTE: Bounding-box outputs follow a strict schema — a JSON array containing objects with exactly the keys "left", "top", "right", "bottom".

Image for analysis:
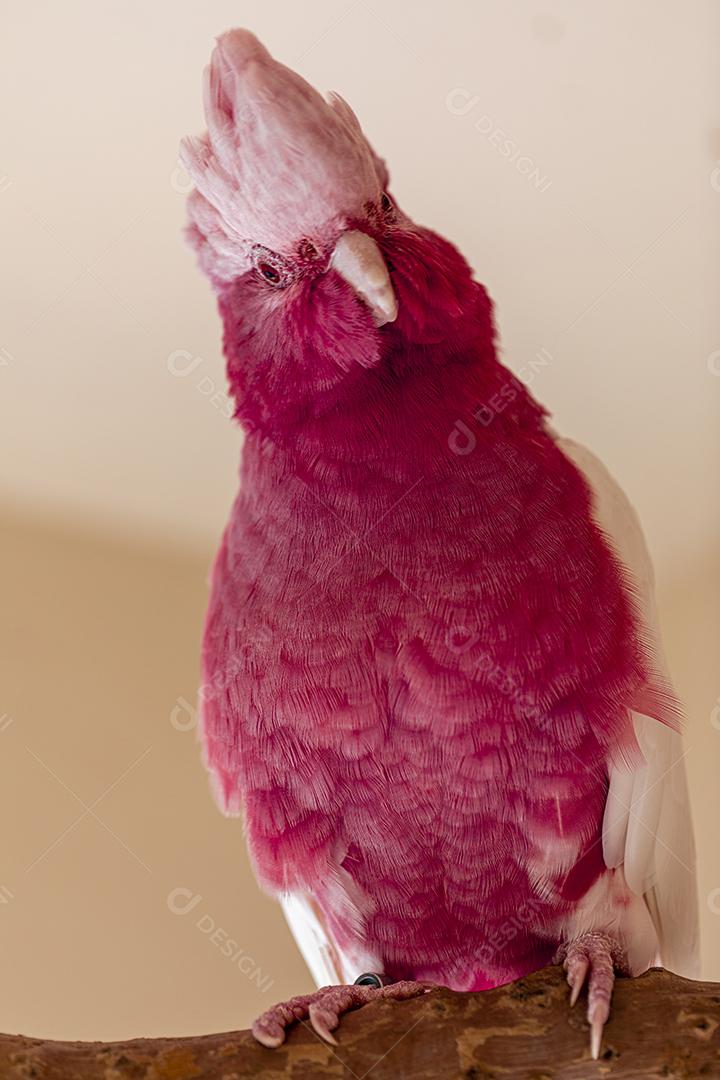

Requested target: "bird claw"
[
  {"left": 251, "top": 978, "right": 430, "bottom": 1048},
  {"left": 567, "top": 955, "right": 589, "bottom": 1007},
  {"left": 307, "top": 1001, "right": 339, "bottom": 1045},
  {"left": 555, "top": 932, "right": 627, "bottom": 1060},
  {"left": 590, "top": 1013, "right": 604, "bottom": 1061}
]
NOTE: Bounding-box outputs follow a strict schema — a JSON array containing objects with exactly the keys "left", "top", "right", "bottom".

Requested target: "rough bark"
[{"left": 2, "top": 966, "right": 718, "bottom": 1079}]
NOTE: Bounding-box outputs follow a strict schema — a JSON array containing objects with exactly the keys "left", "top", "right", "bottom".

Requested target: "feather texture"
[
  {"left": 180, "top": 30, "right": 387, "bottom": 286},
  {"left": 183, "top": 28, "right": 698, "bottom": 993},
  {"left": 560, "top": 439, "right": 699, "bottom": 977}
]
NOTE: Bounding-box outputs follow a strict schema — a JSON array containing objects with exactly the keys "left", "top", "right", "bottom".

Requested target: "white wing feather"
[
  {"left": 558, "top": 437, "right": 700, "bottom": 978},
  {"left": 280, "top": 860, "right": 382, "bottom": 988},
  {"left": 280, "top": 892, "right": 348, "bottom": 987}
]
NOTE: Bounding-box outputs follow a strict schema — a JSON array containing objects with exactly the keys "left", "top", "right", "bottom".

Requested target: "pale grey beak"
[{"left": 330, "top": 230, "right": 398, "bottom": 327}]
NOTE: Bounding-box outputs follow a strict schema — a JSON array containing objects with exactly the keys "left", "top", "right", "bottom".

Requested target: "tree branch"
[{"left": 2, "top": 965, "right": 718, "bottom": 1078}]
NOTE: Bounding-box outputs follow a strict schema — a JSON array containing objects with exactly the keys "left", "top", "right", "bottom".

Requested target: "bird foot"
[
  {"left": 251, "top": 976, "right": 431, "bottom": 1048},
  {"left": 554, "top": 932, "right": 628, "bottom": 1060}
]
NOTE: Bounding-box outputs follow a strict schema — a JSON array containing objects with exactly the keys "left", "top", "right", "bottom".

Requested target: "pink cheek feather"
[{"left": 217, "top": 262, "right": 385, "bottom": 434}]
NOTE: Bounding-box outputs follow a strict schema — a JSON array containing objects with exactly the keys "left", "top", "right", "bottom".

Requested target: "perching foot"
[
  {"left": 251, "top": 976, "right": 430, "bottom": 1048},
  {"left": 555, "top": 932, "right": 628, "bottom": 1060}
]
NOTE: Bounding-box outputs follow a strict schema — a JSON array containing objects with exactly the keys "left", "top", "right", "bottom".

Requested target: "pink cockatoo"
[{"left": 180, "top": 29, "right": 699, "bottom": 1059}]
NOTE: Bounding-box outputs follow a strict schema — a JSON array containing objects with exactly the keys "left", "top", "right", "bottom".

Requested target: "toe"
[
  {"left": 558, "top": 933, "right": 625, "bottom": 1060},
  {"left": 558, "top": 940, "right": 590, "bottom": 1007},
  {"left": 586, "top": 972, "right": 614, "bottom": 1059},
  {"left": 251, "top": 991, "right": 318, "bottom": 1048},
  {"left": 382, "top": 980, "right": 434, "bottom": 1001},
  {"left": 590, "top": 1018, "right": 603, "bottom": 1060},
  {"left": 589, "top": 1005, "right": 609, "bottom": 1061},
  {"left": 251, "top": 1018, "right": 286, "bottom": 1049},
  {"left": 250, "top": 979, "right": 430, "bottom": 1050},
  {"left": 308, "top": 1003, "right": 339, "bottom": 1045},
  {"left": 566, "top": 954, "right": 589, "bottom": 1007}
]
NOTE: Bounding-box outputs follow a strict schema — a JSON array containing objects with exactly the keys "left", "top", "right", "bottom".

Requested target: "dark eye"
[
  {"left": 251, "top": 244, "right": 294, "bottom": 288},
  {"left": 380, "top": 191, "right": 394, "bottom": 215},
  {"left": 258, "top": 262, "right": 281, "bottom": 284}
]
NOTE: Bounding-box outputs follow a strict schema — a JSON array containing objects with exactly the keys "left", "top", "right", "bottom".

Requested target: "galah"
[{"left": 180, "top": 29, "right": 699, "bottom": 1059}]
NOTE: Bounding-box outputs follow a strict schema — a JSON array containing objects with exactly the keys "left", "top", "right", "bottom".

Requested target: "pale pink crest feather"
[{"left": 180, "top": 28, "right": 388, "bottom": 285}]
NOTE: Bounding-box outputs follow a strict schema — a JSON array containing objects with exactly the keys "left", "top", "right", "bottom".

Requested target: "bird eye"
[
  {"left": 258, "top": 262, "right": 281, "bottom": 284},
  {"left": 251, "top": 245, "right": 294, "bottom": 288},
  {"left": 380, "top": 192, "right": 394, "bottom": 215}
]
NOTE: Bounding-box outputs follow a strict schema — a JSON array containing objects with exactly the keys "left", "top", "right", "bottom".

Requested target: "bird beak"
[{"left": 330, "top": 230, "right": 398, "bottom": 327}]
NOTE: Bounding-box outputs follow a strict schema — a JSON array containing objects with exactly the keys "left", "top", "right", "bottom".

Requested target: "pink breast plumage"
[{"left": 198, "top": 357, "right": 678, "bottom": 987}]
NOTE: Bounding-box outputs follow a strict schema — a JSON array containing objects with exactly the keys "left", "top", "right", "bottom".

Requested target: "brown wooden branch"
[{"left": 2, "top": 966, "right": 718, "bottom": 1079}]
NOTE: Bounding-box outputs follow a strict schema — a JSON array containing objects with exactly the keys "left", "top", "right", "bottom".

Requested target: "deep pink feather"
[{"left": 188, "top": 29, "right": 680, "bottom": 992}]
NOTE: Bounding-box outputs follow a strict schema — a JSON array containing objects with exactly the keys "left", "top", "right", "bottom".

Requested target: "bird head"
[{"left": 181, "top": 29, "right": 490, "bottom": 437}]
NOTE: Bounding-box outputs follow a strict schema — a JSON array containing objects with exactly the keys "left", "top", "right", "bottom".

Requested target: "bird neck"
[{"left": 242, "top": 342, "right": 547, "bottom": 485}]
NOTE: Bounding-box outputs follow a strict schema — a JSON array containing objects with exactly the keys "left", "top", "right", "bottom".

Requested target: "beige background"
[{"left": 1, "top": 0, "right": 718, "bottom": 1042}]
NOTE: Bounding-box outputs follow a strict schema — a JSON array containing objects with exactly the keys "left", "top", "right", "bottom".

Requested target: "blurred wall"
[
  {"left": 0, "top": 513, "right": 313, "bottom": 1040},
  {"left": 0, "top": 0, "right": 718, "bottom": 1040}
]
